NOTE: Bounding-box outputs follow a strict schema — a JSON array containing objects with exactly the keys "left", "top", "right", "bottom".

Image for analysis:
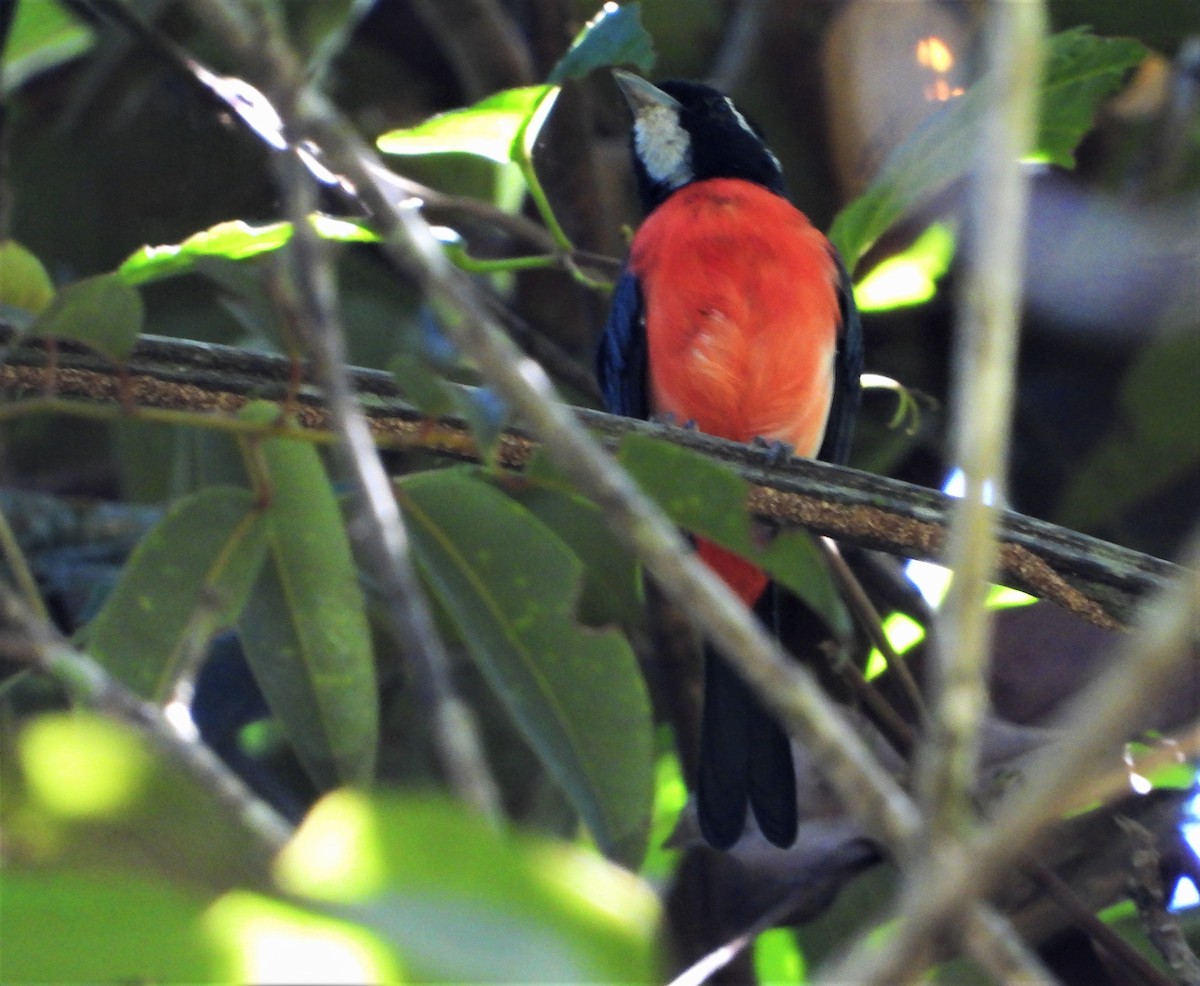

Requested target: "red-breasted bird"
[{"left": 597, "top": 72, "right": 862, "bottom": 850}]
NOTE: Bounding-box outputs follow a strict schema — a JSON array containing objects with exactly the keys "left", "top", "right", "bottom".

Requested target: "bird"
[{"left": 596, "top": 71, "right": 862, "bottom": 850}]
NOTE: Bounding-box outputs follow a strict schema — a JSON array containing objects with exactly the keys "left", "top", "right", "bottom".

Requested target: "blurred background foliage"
[{"left": 1, "top": 0, "right": 1198, "bottom": 982}]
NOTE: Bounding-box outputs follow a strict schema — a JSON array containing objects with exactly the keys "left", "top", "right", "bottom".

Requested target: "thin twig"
[
  {"left": 820, "top": 537, "right": 927, "bottom": 725},
  {"left": 919, "top": 0, "right": 1046, "bottom": 847}
]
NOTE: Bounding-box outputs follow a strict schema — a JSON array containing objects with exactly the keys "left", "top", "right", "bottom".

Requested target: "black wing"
[
  {"left": 595, "top": 268, "right": 649, "bottom": 419},
  {"left": 816, "top": 253, "right": 863, "bottom": 466}
]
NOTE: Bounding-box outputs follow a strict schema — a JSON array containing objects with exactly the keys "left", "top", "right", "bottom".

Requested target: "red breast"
[{"left": 629, "top": 178, "right": 841, "bottom": 455}]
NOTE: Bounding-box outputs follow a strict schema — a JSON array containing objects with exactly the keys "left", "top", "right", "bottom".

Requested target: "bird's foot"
[{"left": 752, "top": 436, "right": 794, "bottom": 466}]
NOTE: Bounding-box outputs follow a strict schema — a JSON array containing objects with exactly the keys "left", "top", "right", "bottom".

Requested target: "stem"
[{"left": 919, "top": 0, "right": 1046, "bottom": 846}]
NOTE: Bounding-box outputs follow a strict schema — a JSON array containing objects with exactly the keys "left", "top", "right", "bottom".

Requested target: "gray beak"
[{"left": 612, "top": 69, "right": 682, "bottom": 115}]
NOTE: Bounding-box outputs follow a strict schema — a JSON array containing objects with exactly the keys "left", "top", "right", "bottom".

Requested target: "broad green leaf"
[
  {"left": 84, "top": 487, "right": 269, "bottom": 702},
  {"left": 1057, "top": 331, "right": 1200, "bottom": 531},
  {"left": 28, "top": 272, "right": 143, "bottom": 362},
  {"left": 831, "top": 28, "right": 1146, "bottom": 272},
  {"left": 237, "top": 403, "right": 378, "bottom": 789},
  {"left": 498, "top": 457, "right": 642, "bottom": 626},
  {"left": 377, "top": 85, "right": 559, "bottom": 165},
  {"left": 548, "top": 1, "right": 656, "bottom": 84},
  {"left": 1037, "top": 29, "right": 1148, "bottom": 168},
  {"left": 398, "top": 468, "right": 653, "bottom": 865},
  {"left": 0, "top": 870, "right": 230, "bottom": 983},
  {"left": 6, "top": 713, "right": 273, "bottom": 893},
  {"left": 618, "top": 433, "right": 853, "bottom": 639},
  {"left": 0, "top": 240, "right": 55, "bottom": 321},
  {"left": 2, "top": 0, "right": 94, "bottom": 96},
  {"left": 118, "top": 215, "right": 378, "bottom": 286},
  {"left": 277, "top": 791, "right": 661, "bottom": 983}
]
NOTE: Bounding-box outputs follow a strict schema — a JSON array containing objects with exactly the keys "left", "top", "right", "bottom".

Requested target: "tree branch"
[{"left": 0, "top": 328, "right": 1180, "bottom": 629}]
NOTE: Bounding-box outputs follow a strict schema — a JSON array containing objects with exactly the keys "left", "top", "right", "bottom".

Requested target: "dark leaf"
[{"left": 398, "top": 468, "right": 653, "bottom": 865}]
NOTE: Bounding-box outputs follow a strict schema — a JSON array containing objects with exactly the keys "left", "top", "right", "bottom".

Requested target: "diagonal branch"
[{"left": 0, "top": 328, "right": 1181, "bottom": 629}]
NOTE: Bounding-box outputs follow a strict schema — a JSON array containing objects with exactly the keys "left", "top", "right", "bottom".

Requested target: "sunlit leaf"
[
  {"left": 83, "top": 487, "right": 269, "bottom": 702},
  {"left": 6, "top": 713, "right": 273, "bottom": 892},
  {"left": 28, "top": 273, "right": 143, "bottom": 362},
  {"left": 618, "top": 434, "right": 853, "bottom": 639},
  {"left": 118, "top": 216, "right": 378, "bottom": 286},
  {"left": 853, "top": 222, "right": 956, "bottom": 312},
  {"left": 377, "top": 85, "right": 560, "bottom": 165},
  {"left": 276, "top": 791, "right": 661, "bottom": 982},
  {"left": 548, "top": 1, "right": 656, "bottom": 83},
  {"left": 398, "top": 468, "right": 653, "bottom": 865},
  {"left": 237, "top": 403, "right": 379, "bottom": 790},
  {"left": 640, "top": 742, "right": 685, "bottom": 882},
  {"left": 0, "top": 240, "right": 56, "bottom": 323},
  {"left": 755, "top": 927, "right": 807, "bottom": 984},
  {"left": 831, "top": 29, "right": 1146, "bottom": 272},
  {"left": 205, "top": 890, "right": 401, "bottom": 985},
  {"left": 1, "top": 0, "right": 94, "bottom": 96}
]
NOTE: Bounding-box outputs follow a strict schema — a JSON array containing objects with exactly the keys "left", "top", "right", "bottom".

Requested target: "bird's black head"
[{"left": 613, "top": 71, "right": 787, "bottom": 212}]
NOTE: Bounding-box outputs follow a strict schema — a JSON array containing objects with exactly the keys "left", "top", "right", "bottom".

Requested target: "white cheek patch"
[{"left": 634, "top": 106, "right": 691, "bottom": 189}]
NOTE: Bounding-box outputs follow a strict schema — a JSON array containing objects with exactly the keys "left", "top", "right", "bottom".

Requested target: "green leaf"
[
  {"left": 83, "top": 487, "right": 269, "bottom": 702},
  {"left": 237, "top": 403, "right": 379, "bottom": 789},
  {"left": 398, "top": 468, "right": 653, "bottom": 865},
  {"left": 28, "top": 273, "right": 143, "bottom": 362},
  {"left": 377, "top": 85, "right": 560, "bottom": 165},
  {"left": 205, "top": 890, "right": 402, "bottom": 984},
  {"left": 118, "top": 215, "right": 379, "bottom": 286},
  {"left": 276, "top": 791, "right": 661, "bottom": 982},
  {"left": 0, "top": 240, "right": 55, "bottom": 322},
  {"left": 830, "top": 28, "right": 1146, "bottom": 272},
  {"left": 547, "top": 2, "right": 656, "bottom": 84},
  {"left": 0, "top": 870, "right": 229, "bottom": 983},
  {"left": 1037, "top": 29, "right": 1148, "bottom": 169},
  {"left": 618, "top": 434, "right": 852, "bottom": 639},
  {"left": 1057, "top": 331, "right": 1200, "bottom": 531},
  {"left": 497, "top": 458, "right": 642, "bottom": 626},
  {"left": 1, "top": 0, "right": 94, "bottom": 96}
]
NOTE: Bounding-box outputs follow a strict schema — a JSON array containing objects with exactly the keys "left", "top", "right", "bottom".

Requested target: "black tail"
[{"left": 696, "top": 591, "right": 798, "bottom": 849}]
